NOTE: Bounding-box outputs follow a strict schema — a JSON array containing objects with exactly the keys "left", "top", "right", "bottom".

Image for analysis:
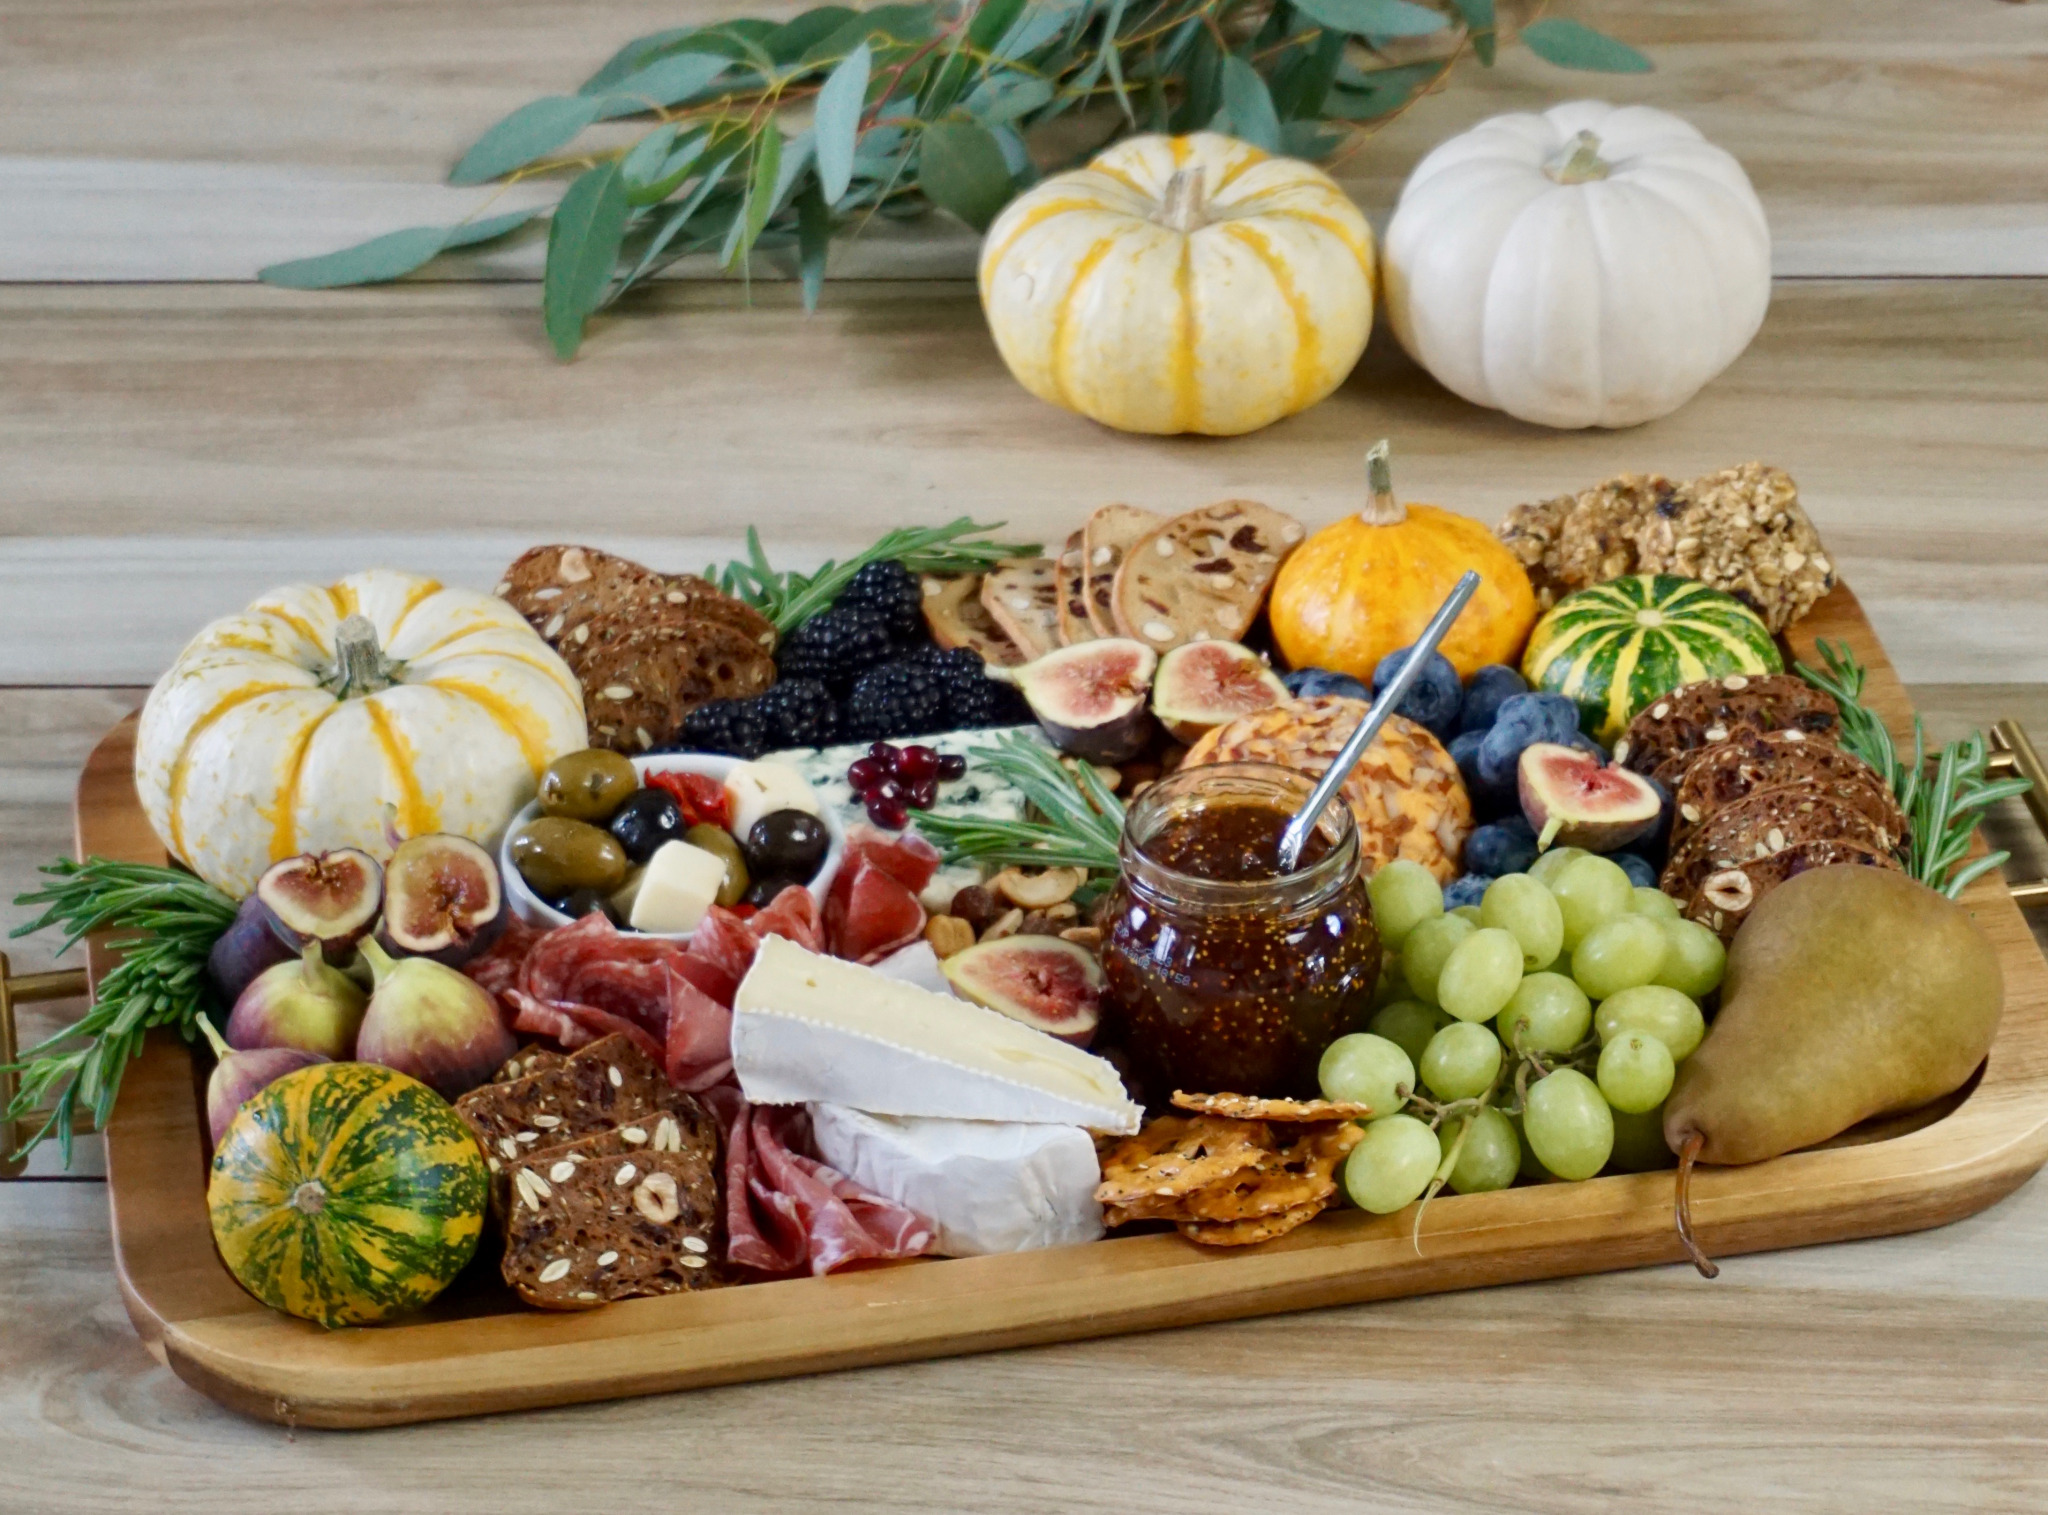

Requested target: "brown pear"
[{"left": 1665, "top": 864, "right": 2003, "bottom": 1166}]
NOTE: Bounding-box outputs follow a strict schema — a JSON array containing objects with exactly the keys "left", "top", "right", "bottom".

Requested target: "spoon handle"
[{"left": 1276, "top": 571, "right": 1482, "bottom": 872}]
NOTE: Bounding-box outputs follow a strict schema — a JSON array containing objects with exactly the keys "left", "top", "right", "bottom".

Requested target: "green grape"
[
  {"left": 1526, "top": 845, "right": 1588, "bottom": 888},
  {"left": 1630, "top": 885, "right": 1681, "bottom": 920},
  {"left": 1368, "top": 859, "right": 1444, "bottom": 951},
  {"left": 1595, "top": 984, "right": 1706, "bottom": 1061},
  {"left": 1481, "top": 873, "right": 1564, "bottom": 970},
  {"left": 1450, "top": 904, "right": 1483, "bottom": 924},
  {"left": 1436, "top": 928, "right": 1525, "bottom": 1024},
  {"left": 1654, "top": 918, "right": 1728, "bottom": 998},
  {"left": 1401, "top": 913, "right": 1476, "bottom": 1007},
  {"left": 1420, "top": 1020, "right": 1503, "bottom": 1100},
  {"left": 1344, "top": 1114, "right": 1442, "bottom": 1214},
  {"left": 1318, "top": 1033, "right": 1415, "bottom": 1118},
  {"left": 1369, "top": 1000, "right": 1447, "bottom": 1066},
  {"left": 1522, "top": 1068, "right": 1615, "bottom": 1181},
  {"left": 1551, "top": 853, "right": 1634, "bottom": 950},
  {"left": 1596, "top": 1031, "right": 1676, "bottom": 1113},
  {"left": 1607, "top": 1103, "right": 1677, "bottom": 1173},
  {"left": 1497, "top": 971, "right": 1592, "bottom": 1054},
  {"left": 1572, "top": 915, "right": 1669, "bottom": 1000},
  {"left": 1446, "top": 1107, "right": 1520, "bottom": 1195},
  {"left": 1510, "top": 1112, "right": 1550, "bottom": 1182}
]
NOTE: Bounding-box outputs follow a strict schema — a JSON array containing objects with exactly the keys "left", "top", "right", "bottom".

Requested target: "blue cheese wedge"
[
  {"left": 809, "top": 1104, "right": 1105, "bottom": 1256},
  {"left": 732, "top": 937, "right": 1141, "bottom": 1133}
]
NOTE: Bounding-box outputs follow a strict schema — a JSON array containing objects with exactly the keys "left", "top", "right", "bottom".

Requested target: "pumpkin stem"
[
  {"left": 330, "top": 613, "right": 393, "bottom": 700},
  {"left": 290, "top": 1180, "right": 329, "bottom": 1217},
  {"left": 1546, "top": 129, "right": 1611, "bottom": 185},
  {"left": 1157, "top": 167, "right": 1207, "bottom": 235},
  {"left": 1360, "top": 439, "right": 1406, "bottom": 526}
]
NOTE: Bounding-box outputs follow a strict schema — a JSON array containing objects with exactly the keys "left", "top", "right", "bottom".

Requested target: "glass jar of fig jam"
[{"left": 1100, "top": 763, "right": 1381, "bottom": 1099}]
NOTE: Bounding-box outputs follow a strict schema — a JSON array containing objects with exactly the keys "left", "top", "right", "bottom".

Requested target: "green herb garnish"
[
  {"left": 711, "top": 516, "right": 1037, "bottom": 633},
  {"left": 913, "top": 730, "right": 1125, "bottom": 873}
]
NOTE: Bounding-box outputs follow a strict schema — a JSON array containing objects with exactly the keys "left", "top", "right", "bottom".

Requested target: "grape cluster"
[{"left": 1319, "top": 854, "right": 1726, "bottom": 1214}]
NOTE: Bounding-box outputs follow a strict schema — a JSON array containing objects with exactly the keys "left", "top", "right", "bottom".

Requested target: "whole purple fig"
[
  {"left": 225, "top": 942, "right": 368, "bottom": 1060},
  {"left": 207, "top": 892, "right": 296, "bottom": 1007},
  {"left": 353, "top": 938, "right": 516, "bottom": 1100},
  {"left": 197, "top": 1018, "right": 327, "bottom": 1148}
]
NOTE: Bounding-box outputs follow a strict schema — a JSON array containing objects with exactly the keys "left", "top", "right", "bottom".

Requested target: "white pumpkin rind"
[
  {"left": 1384, "top": 102, "right": 1771, "bottom": 430},
  {"left": 136, "top": 570, "right": 587, "bottom": 897},
  {"left": 979, "top": 132, "right": 1376, "bottom": 437}
]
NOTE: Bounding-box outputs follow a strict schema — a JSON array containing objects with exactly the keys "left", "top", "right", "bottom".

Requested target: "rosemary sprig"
[
  {"left": 711, "top": 516, "right": 1038, "bottom": 633},
  {"left": 1796, "top": 641, "right": 2031, "bottom": 899},
  {"left": 4, "top": 859, "right": 236, "bottom": 1165},
  {"left": 913, "top": 730, "right": 1125, "bottom": 873}
]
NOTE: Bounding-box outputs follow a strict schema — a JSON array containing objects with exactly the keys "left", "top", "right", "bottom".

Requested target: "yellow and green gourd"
[
  {"left": 1521, "top": 575, "right": 1782, "bottom": 745},
  {"left": 208, "top": 1062, "right": 488, "bottom": 1328}
]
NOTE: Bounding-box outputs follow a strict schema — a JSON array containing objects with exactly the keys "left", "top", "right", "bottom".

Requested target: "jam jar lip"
[{"left": 1117, "top": 761, "right": 1361, "bottom": 916}]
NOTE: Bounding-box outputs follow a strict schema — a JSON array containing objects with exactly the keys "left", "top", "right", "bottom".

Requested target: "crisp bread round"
[
  {"left": 1669, "top": 735, "right": 1905, "bottom": 853},
  {"left": 1615, "top": 672, "right": 1839, "bottom": 779},
  {"left": 1662, "top": 783, "right": 1902, "bottom": 901},
  {"left": 1111, "top": 500, "right": 1305, "bottom": 653},
  {"left": 1683, "top": 839, "right": 1902, "bottom": 940},
  {"left": 921, "top": 573, "right": 1023, "bottom": 666}
]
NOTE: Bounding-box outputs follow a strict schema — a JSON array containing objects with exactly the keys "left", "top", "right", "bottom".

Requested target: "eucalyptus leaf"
[
  {"left": 594, "top": 51, "right": 731, "bottom": 118},
  {"left": 994, "top": 0, "right": 1080, "bottom": 63},
  {"left": 966, "top": 0, "right": 1031, "bottom": 53},
  {"left": 259, "top": 208, "right": 539, "bottom": 288},
  {"left": 918, "top": 118, "right": 1013, "bottom": 231},
  {"left": 725, "top": 127, "right": 785, "bottom": 266},
  {"left": 613, "top": 167, "right": 744, "bottom": 298},
  {"left": 965, "top": 70, "right": 1055, "bottom": 124},
  {"left": 1519, "top": 17, "right": 1652, "bottom": 73},
  {"left": 797, "top": 184, "right": 832, "bottom": 311},
  {"left": 1219, "top": 54, "right": 1282, "bottom": 152},
  {"left": 620, "top": 123, "right": 681, "bottom": 197},
  {"left": 770, "top": 6, "right": 859, "bottom": 63},
  {"left": 799, "top": 2, "right": 940, "bottom": 64},
  {"left": 815, "top": 41, "right": 871, "bottom": 203},
  {"left": 450, "top": 95, "right": 602, "bottom": 185},
  {"left": 1448, "top": 0, "right": 1496, "bottom": 63},
  {"left": 1289, "top": 0, "right": 1447, "bottom": 40},
  {"left": 581, "top": 27, "right": 699, "bottom": 95},
  {"left": 544, "top": 162, "right": 630, "bottom": 358}
]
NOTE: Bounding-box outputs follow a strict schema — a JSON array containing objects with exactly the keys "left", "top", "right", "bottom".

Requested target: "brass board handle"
[{"left": 1990, "top": 720, "right": 2048, "bottom": 909}]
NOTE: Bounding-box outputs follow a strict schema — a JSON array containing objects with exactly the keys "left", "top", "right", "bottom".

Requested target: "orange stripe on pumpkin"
[
  {"left": 427, "top": 676, "right": 555, "bottom": 778},
  {"left": 1050, "top": 231, "right": 1130, "bottom": 410},
  {"left": 326, "top": 582, "right": 359, "bottom": 620},
  {"left": 263, "top": 606, "right": 325, "bottom": 649},
  {"left": 1222, "top": 222, "right": 1320, "bottom": 411},
  {"left": 164, "top": 681, "right": 299, "bottom": 863},
  {"left": 364, "top": 700, "right": 438, "bottom": 840},
  {"left": 980, "top": 197, "right": 1125, "bottom": 295},
  {"left": 1171, "top": 241, "right": 1199, "bottom": 433},
  {"left": 1213, "top": 144, "right": 1270, "bottom": 192},
  {"left": 266, "top": 705, "right": 333, "bottom": 862},
  {"left": 386, "top": 578, "right": 444, "bottom": 642},
  {"left": 1257, "top": 207, "right": 1375, "bottom": 278}
]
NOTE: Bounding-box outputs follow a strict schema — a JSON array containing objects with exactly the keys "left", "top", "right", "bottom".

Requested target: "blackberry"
[
  {"left": 775, "top": 603, "right": 893, "bottom": 691},
  {"left": 839, "top": 560, "right": 926, "bottom": 643},
  {"left": 677, "top": 697, "right": 770, "bottom": 759},
  {"left": 844, "top": 659, "right": 950, "bottom": 742},
  {"left": 752, "top": 677, "right": 841, "bottom": 749},
  {"left": 905, "top": 644, "right": 1026, "bottom": 728}
]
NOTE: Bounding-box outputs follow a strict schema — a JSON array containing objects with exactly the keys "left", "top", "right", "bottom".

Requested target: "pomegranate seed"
[
  {"left": 936, "top": 753, "right": 967, "bottom": 781},
  {"left": 872, "top": 777, "right": 904, "bottom": 803},
  {"left": 847, "top": 757, "right": 884, "bottom": 793},
  {"left": 907, "top": 777, "right": 938, "bottom": 809},
  {"left": 868, "top": 741, "right": 898, "bottom": 764},
  {"left": 865, "top": 794, "right": 909, "bottom": 829},
  {"left": 894, "top": 744, "right": 940, "bottom": 782}
]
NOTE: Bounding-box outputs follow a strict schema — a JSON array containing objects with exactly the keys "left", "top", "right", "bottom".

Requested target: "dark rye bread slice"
[
  {"left": 921, "top": 573, "right": 1023, "bottom": 666},
  {"left": 1615, "top": 673, "right": 1840, "bottom": 781},
  {"left": 1111, "top": 500, "right": 1305, "bottom": 653},
  {"left": 980, "top": 559, "right": 1062, "bottom": 661},
  {"left": 502, "top": 1113, "right": 723, "bottom": 1309},
  {"left": 1054, "top": 530, "right": 1097, "bottom": 647},
  {"left": 456, "top": 1034, "right": 676, "bottom": 1203},
  {"left": 563, "top": 617, "right": 777, "bottom": 752},
  {"left": 1683, "top": 838, "right": 1902, "bottom": 940},
  {"left": 493, "top": 1046, "right": 568, "bottom": 1084},
  {"left": 500, "top": 543, "right": 774, "bottom": 650},
  {"left": 1662, "top": 783, "right": 1901, "bottom": 901},
  {"left": 1082, "top": 503, "right": 1163, "bottom": 639},
  {"left": 1669, "top": 733, "right": 1905, "bottom": 851}
]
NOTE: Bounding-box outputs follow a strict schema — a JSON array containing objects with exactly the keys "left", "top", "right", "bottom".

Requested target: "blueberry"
[
  {"left": 1458, "top": 664, "right": 1530, "bottom": 735},
  {"left": 1611, "top": 852, "right": 1660, "bottom": 889},
  {"left": 1464, "top": 822, "right": 1539, "bottom": 879},
  {"left": 1282, "top": 666, "right": 1370, "bottom": 702},
  {"left": 1638, "top": 774, "right": 1674, "bottom": 857},
  {"left": 1372, "top": 645, "right": 1463, "bottom": 739},
  {"left": 1449, "top": 729, "right": 1490, "bottom": 799},
  {"left": 1443, "top": 874, "right": 1493, "bottom": 910},
  {"left": 1476, "top": 692, "right": 1584, "bottom": 791},
  {"left": 1496, "top": 813, "right": 1537, "bottom": 844}
]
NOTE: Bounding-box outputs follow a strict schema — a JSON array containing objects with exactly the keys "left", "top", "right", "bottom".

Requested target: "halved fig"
[
  {"left": 1151, "top": 640, "right": 1288, "bottom": 743},
  {"left": 377, "top": 834, "right": 505, "bottom": 967},
  {"left": 1518, "top": 742, "right": 1663, "bottom": 852},
  {"left": 255, "top": 849, "right": 383, "bottom": 964},
  {"left": 940, "top": 934, "right": 1104, "bottom": 1046},
  {"left": 1001, "top": 637, "right": 1156, "bottom": 763}
]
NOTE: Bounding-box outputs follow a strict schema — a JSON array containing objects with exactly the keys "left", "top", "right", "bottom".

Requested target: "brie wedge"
[
  {"left": 732, "top": 938, "right": 1141, "bottom": 1133},
  {"left": 809, "top": 1104, "right": 1105, "bottom": 1256}
]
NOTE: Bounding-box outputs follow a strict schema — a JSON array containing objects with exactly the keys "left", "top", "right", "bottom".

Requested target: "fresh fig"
[
  {"left": 377, "top": 834, "right": 505, "bottom": 967},
  {"left": 353, "top": 938, "right": 516, "bottom": 1099},
  {"left": 197, "top": 1017, "right": 326, "bottom": 1149},
  {"left": 207, "top": 892, "right": 296, "bottom": 1007},
  {"left": 999, "top": 638, "right": 1157, "bottom": 763},
  {"left": 225, "top": 942, "right": 369, "bottom": 1059},
  {"left": 939, "top": 934, "right": 1104, "bottom": 1046},
  {"left": 1518, "top": 742, "right": 1662, "bottom": 853},
  {"left": 1151, "top": 640, "right": 1288, "bottom": 743},
  {"left": 256, "top": 848, "right": 383, "bottom": 964}
]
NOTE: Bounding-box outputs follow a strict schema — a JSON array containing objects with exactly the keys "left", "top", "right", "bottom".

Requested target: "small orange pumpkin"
[{"left": 1268, "top": 440, "right": 1537, "bottom": 680}]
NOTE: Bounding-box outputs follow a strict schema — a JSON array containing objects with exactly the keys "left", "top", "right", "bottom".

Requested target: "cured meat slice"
[
  {"left": 686, "top": 906, "right": 760, "bottom": 994},
  {"left": 465, "top": 917, "right": 544, "bottom": 998},
  {"left": 826, "top": 859, "right": 927, "bottom": 965},
  {"left": 842, "top": 826, "right": 942, "bottom": 895},
  {"left": 664, "top": 976, "right": 735, "bottom": 1092},
  {"left": 505, "top": 989, "right": 666, "bottom": 1063},
  {"left": 747, "top": 884, "right": 825, "bottom": 953}
]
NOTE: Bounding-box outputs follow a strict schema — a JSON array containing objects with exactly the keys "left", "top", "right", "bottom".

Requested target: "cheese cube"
[
  {"left": 723, "top": 759, "right": 822, "bottom": 843},
  {"left": 625, "top": 840, "right": 727, "bottom": 934}
]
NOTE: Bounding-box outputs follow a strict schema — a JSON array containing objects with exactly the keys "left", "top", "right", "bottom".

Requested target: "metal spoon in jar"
[{"left": 1276, "top": 570, "right": 1482, "bottom": 872}]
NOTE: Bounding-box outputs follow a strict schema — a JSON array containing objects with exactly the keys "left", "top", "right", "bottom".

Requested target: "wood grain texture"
[
  {"left": 3, "top": 280, "right": 2047, "bottom": 685},
  {"left": 3, "top": 0, "right": 2046, "bottom": 280}
]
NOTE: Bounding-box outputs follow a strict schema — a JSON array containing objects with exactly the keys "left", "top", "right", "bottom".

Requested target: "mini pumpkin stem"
[
  {"left": 1546, "top": 129, "right": 1611, "bottom": 186},
  {"left": 1361, "top": 438, "right": 1406, "bottom": 526},
  {"left": 290, "top": 1180, "right": 329, "bottom": 1216},
  {"left": 330, "top": 613, "right": 392, "bottom": 700},
  {"left": 1157, "top": 167, "right": 1207, "bottom": 235}
]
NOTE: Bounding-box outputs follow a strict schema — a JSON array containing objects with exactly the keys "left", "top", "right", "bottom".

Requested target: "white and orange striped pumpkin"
[
  {"left": 136, "top": 570, "right": 587, "bottom": 897},
  {"left": 977, "top": 132, "right": 1375, "bottom": 437}
]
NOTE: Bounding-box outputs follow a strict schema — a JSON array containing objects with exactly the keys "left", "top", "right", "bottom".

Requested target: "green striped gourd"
[
  {"left": 1521, "top": 575, "right": 1782, "bottom": 745},
  {"left": 208, "top": 1062, "right": 488, "bottom": 1328}
]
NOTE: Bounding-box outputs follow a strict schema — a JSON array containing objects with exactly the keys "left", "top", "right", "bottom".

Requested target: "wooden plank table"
[{"left": 5, "top": 0, "right": 2048, "bottom": 1506}]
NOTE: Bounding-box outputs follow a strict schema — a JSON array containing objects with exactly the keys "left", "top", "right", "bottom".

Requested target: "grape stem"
[
  {"left": 1673, "top": 1131, "right": 1720, "bottom": 1279},
  {"left": 1409, "top": 1075, "right": 1501, "bottom": 1255}
]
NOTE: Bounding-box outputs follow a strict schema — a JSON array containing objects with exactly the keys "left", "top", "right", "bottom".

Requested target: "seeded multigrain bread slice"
[
  {"left": 1082, "top": 504, "right": 1164, "bottom": 638},
  {"left": 1054, "top": 531, "right": 1098, "bottom": 647},
  {"left": 1683, "top": 838, "right": 1902, "bottom": 939},
  {"left": 456, "top": 1034, "right": 678, "bottom": 1203},
  {"left": 921, "top": 573, "right": 1023, "bottom": 666},
  {"left": 1669, "top": 733, "right": 1905, "bottom": 852},
  {"left": 1662, "top": 783, "right": 1902, "bottom": 900},
  {"left": 561, "top": 617, "right": 777, "bottom": 752},
  {"left": 1615, "top": 673, "right": 1841, "bottom": 781},
  {"left": 980, "top": 559, "right": 1062, "bottom": 661},
  {"left": 502, "top": 1112, "right": 724, "bottom": 1309},
  {"left": 1111, "top": 501, "right": 1305, "bottom": 653},
  {"left": 498, "top": 545, "right": 665, "bottom": 640}
]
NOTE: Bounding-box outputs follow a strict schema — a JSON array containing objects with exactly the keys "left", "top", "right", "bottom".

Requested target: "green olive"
[
  {"left": 512, "top": 816, "right": 630, "bottom": 900},
  {"left": 684, "top": 823, "right": 751, "bottom": 909},
  {"left": 537, "top": 748, "right": 639, "bottom": 824}
]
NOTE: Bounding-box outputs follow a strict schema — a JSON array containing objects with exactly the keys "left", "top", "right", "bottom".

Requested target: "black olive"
[
  {"left": 608, "top": 787, "right": 688, "bottom": 864},
  {"left": 557, "top": 887, "right": 622, "bottom": 925},
  {"left": 745, "top": 809, "right": 831, "bottom": 883},
  {"left": 743, "top": 875, "right": 804, "bottom": 909}
]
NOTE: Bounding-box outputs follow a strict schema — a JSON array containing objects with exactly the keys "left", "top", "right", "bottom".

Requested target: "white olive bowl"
[{"left": 499, "top": 752, "right": 846, "bottom": 942}]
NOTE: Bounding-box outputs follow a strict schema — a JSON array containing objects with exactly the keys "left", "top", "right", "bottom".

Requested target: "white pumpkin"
[
  {"left": 978, "top": 132, "right": 1376, "bottom": 437},
  {"left": 136, "top": 569, "right": 587, "bottom": 897},
  {"left": 1384, "top": 102, "right": 1770, "bottom": 429}
]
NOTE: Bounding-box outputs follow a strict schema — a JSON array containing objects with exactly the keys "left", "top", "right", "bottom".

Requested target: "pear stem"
[
  {"left": 1546, "top": 129, "right": 1610, "bottom": 185},
  {"left": 1156, "top": 167, "right": 1207, "bottom": 235},
  {"left": 1673, "top": 1131, "right": 1720, "bottom": 1278},
  {"left": 330, "top": 614, "right": 392, "bottom": 700},
  {"left": 1360, "top": 439, "right": 1406, "bottom": 527}
]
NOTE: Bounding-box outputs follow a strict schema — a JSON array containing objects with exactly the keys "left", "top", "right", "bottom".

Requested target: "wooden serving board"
[{"left": 88, "top": 585, "right": 2048, "bottom": 1429}]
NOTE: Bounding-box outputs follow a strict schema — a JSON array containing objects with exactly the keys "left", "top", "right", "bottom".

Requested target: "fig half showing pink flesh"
[
  {"left": 1002, "top": 637, "right": 1157, "bottom": 764},
  {"left": 940, "top": 934, "right": 1104, "bottom": 1046},
  {"left": 1518, "top": 742, "right": 1663, "bottom": 853},
  {"left": 255, "top": 848, "right": 383, "bottom": 963},
  {"left": 1151, "top": 640, "right": 1289, "bottom": 743},
  {"left": 378, "top": 834, "right": 505, "bottom": 967}
]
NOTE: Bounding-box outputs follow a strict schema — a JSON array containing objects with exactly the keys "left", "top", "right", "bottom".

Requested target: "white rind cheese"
[
  {"left": 733, "top": 937, "right": 1141, "bottom": 1133},
  {"left": 809, "top": 1104, "right": 1105, "bottom": 1257}
]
